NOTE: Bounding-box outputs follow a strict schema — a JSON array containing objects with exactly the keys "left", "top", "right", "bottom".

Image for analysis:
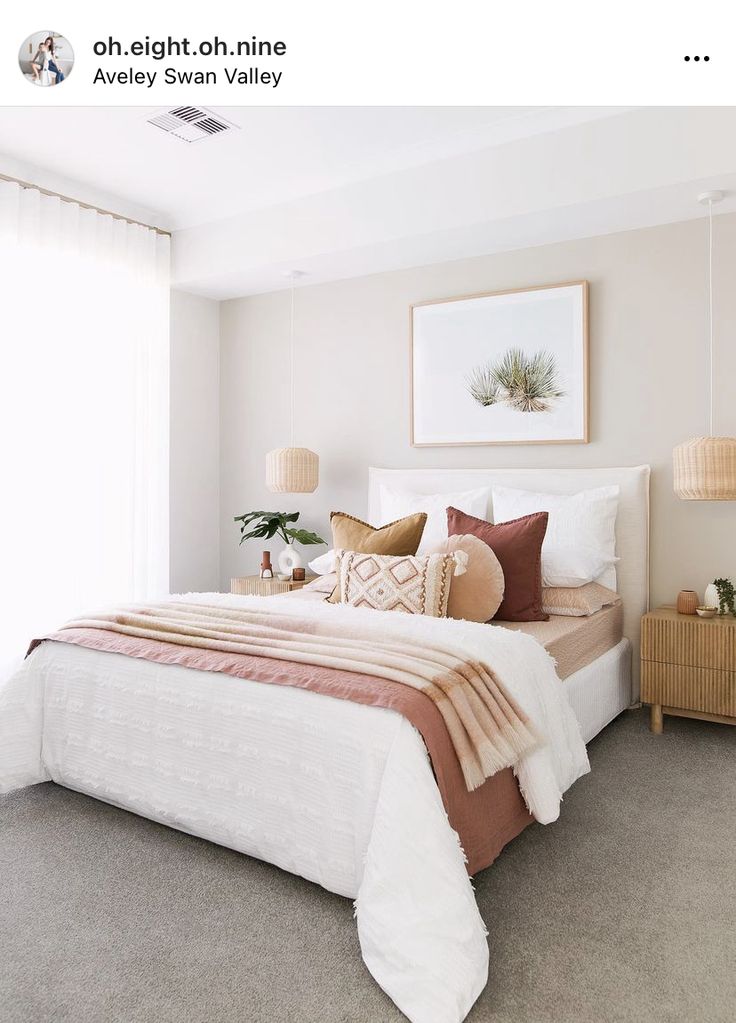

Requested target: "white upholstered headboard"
[{"left": 368, "top": 465, "right": 650, "bottom": 700}]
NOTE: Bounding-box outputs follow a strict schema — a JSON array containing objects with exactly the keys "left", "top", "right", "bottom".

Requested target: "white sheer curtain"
[{"left": 0, "top": 181, "right": 170, "bottom": 669}]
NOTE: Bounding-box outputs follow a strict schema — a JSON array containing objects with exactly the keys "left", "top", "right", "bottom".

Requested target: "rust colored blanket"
[{"left": 32, "top": 606, "right": 535, "bottom": 874}]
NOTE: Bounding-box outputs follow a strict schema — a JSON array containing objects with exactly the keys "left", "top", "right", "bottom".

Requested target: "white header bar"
[{"left": 1, "top": 0, "right": 733, "bottom": 106}]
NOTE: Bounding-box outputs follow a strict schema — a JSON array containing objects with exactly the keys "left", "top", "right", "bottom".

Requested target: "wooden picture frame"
[{"left": 410, "top": 280, "right": 589, "bottom": 447}]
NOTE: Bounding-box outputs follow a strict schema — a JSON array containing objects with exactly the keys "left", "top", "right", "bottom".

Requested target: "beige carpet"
[{"left": 1, "top": 708, "right": 734, "bottom": 1023}]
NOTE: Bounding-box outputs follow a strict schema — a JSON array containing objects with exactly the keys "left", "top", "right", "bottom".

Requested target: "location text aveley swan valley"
[{"left": 92, "top": 67, "right": 283, "bottom": 88}]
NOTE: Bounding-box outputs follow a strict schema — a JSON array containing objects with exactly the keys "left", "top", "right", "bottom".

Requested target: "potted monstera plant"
[{"left": 234, "top": 510, "right": 326, "bottom": 578}]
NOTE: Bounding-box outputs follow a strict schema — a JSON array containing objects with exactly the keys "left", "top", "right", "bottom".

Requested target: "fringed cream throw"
[{"left": 59, "top": 601, "right": 540, "bottom": 791}]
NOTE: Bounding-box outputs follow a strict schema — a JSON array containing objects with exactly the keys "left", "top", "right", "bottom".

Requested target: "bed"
[{"left": 0, "top": 465, "right": 650, "bottom": 1023}]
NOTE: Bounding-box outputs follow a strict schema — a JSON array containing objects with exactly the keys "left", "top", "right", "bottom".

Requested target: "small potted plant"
[
  {"left": 234, "top": 510, "right": 326, "bottom": 578},
  {"left": 713, "top": 578, "right": 736, "bottom": 617}
]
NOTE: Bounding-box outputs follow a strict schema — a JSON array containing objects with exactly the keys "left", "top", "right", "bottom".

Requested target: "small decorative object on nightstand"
[
  {"left": 231, "top": 575, "right": 315, "bottom": 597},
  {"left": 260, "top": 551, "right": 274, "bottom": 579},
  {"left": 641, "top": 607, "right": 736, "bottom": 733},
  {"left": 676, "top": 590, "right": 698, "bottom": 615}
]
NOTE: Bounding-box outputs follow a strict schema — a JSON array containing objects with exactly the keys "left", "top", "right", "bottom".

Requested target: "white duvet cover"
[{"left": 0, "top": 593, "right": 589, "bottom": 1023}]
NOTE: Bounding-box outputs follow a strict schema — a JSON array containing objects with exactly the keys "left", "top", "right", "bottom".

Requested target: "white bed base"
[{"left": 564, "top": 638, "right": 631, "bottom": 743}]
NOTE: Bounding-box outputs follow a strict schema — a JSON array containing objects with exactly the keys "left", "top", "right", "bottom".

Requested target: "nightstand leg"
[{"left": 650, "top": 704, "right": 663, "bottom": 734}]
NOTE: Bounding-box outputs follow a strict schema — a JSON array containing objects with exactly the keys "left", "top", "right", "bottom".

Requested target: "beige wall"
[
  {"left": 170, "top": 290, "right": 220, "bottom": 592},
  {"left": 220, "top": 215, "right": 736, "bottom": 608}
]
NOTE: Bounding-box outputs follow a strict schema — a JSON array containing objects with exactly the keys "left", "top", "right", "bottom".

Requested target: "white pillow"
[
  {"left": 491, "top": 485, "right": 620, "bottom": 590},
  {"left": 308, "top": 549, "right": 336, "bottom": 575},
  {"left": 542, "top": 547, "right": 617, "bottom": 589},
  {"left": 378, "top": 484, "right": 491, "bottom": 553}
]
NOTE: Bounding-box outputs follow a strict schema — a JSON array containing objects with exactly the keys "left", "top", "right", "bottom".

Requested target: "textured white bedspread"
[{"left": 0, "top": 593, "right": 589, "bottom": 1023}]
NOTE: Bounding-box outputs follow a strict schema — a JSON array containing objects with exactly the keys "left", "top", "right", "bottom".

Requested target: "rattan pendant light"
[
  {"left": 265, "top": 272, "right": 319, "bottom": 493},
  {"left": 673, "top": 191, "right": 736, "bottom": 500}
]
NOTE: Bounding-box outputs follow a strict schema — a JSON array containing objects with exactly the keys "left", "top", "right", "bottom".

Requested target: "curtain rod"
[{"left": 0, "top": 172, "right": 171, "bottom": 237}]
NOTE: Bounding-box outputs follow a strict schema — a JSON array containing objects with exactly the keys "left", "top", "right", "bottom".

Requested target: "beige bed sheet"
[{"left": 496, "top": 602, "right": 623, "bottom": 680}]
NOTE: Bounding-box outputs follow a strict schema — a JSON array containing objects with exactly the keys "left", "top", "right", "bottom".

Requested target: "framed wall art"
[{"left": 411, "top": 281, "right": 589, "bottom": 446}]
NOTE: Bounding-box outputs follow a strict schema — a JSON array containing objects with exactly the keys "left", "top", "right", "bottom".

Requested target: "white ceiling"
[
  {"left": 0, "top": 106, "right": 618, "bottom": 231},
  {"left": 1, "top": 105, "right": 735, "bottom": 299}
]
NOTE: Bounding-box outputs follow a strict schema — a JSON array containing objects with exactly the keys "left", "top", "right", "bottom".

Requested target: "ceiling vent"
[{"left": 146, "top": 106, "right": 239, "bottom": 143}]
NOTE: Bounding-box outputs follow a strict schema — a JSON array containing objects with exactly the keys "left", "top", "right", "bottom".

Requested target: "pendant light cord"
[
  {"left": 708, "top": 199, "right": 714, "bottom": 437},
  {"left": 289, "top": 274, "right": 295, "bottom": 447}
]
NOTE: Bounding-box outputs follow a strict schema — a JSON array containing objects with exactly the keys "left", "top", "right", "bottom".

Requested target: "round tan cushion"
[{"left": 426, "top": 534, "right": 504, "bottom": 622}]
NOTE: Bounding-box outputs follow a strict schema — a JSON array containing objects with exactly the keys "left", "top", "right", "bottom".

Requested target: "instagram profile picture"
[{"left": 19, "top": 31, "right": 74, "bottom": 87}]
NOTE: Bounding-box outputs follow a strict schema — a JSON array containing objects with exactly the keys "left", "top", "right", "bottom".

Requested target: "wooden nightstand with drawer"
[{"left": 641, "top": 607, "right": 736, "bottom": 733}]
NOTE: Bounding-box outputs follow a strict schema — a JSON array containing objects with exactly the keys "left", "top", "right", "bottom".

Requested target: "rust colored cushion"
[{"left": 446, "top": 507, "right": 549, "bottom": 622}]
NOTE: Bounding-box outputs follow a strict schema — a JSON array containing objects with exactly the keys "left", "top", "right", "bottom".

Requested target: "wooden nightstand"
[
  {"left": 230, "top": 575, "right": 315, "bottom": 597},
  {"left": 641, "top": 607, "right": 736, "bottom": 733}
]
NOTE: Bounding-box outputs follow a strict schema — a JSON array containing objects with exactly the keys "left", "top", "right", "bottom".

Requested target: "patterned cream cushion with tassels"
[{"left": 333, "top": 548, "right": 467, "bottom": 617}]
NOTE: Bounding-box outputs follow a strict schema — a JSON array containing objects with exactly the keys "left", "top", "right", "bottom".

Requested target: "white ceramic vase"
[
  {"left": 278, "top": 542, "right": 303, "bottom": 578},
  {"left": 704, "top": 582, "right": 719, "bottom": 609}
]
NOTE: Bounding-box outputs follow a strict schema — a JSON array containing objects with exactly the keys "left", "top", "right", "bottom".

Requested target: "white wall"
[
  {"left": 219, "top": 214, "right": 736, "bottom": 608},
  {"left": 170, "top": 290, "right": 220, "bottom": 592}
]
